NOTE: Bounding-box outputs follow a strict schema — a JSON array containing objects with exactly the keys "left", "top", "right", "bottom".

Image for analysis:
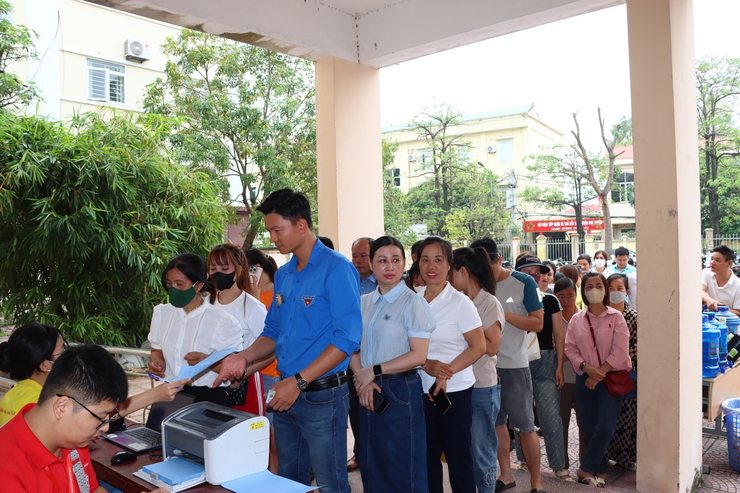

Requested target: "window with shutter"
[{"left": 87, "top": 59, "right": 125, "bottom": 104}]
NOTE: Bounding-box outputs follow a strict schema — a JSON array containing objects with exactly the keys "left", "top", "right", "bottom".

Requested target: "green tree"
[
  {"left": 0, "top": 111, "right": 227, "bottom": 345},
  {"left": 696, "top": 56, "right": 740, "bottom": 234},
  {"left": 521, "top": 145, "right": 598, "bottom": 240},
  {"left": 406, "top": 166, "right": 510, "bottom": 244},
  {"left": 143, "top": 30, "right": 316, "bottom": 247},
  {"left": 520, "top": 110, "right": 620, "bottom": 253},
  {"left": 381, "top": 138, "right": 416, "bottom": 246},
  {"left": 408, "top": 104, "right": 473, "bottom": 235},
  {"left": 610, "top": 114, "right": 633, "bottom": 146},
  {"left": 0, "top": 0, "right": 39, "bottom": 111}
]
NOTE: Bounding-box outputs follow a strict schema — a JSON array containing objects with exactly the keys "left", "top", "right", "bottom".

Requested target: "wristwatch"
[
  {"left": 294, "top": 372, "right": 309, "bottom": 391},
  {"left": 580, "top": 362, "right": 587, "bottom": 371},
  {"left": 373, "top": 364, "right": 383, "bottom": 377}
]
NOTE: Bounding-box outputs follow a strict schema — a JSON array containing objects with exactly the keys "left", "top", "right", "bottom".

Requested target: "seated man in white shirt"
[{"left": 702, "top": 245, "right": 740, "bottom": 316}]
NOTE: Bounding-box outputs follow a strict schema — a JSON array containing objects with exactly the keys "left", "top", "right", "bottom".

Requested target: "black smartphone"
[
  {"left": 373, "top": 389, "right": 390, "bottom": 415},
  {"left": 428, "top": 382, "right": 452, "bottom": 415}
]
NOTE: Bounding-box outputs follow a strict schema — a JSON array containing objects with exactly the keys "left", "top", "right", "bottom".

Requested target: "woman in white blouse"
[
  {"left": 418, "top": 237, "right": 486, "bottom": 493},
  {"left": 148, "top": 252, "right": 243, "bottom": 406},
  {"left": 206, "top": 244, "right": 272, "bottom": 413},
  {"left": 349, "top": 236, "right": 435, "bottom": 493}
]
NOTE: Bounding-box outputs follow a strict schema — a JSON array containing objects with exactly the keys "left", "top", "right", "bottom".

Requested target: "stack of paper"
[{"left": 134, "top": 457, "right": 206, "bottom": 492}]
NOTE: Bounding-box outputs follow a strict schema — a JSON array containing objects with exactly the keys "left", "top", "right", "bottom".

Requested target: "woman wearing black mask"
[
  {"left": 204, "top": 244, "right": 273, "bottom": 413},
  {"left": 148, "top": 252, "right": 243, "bottom": 406}
]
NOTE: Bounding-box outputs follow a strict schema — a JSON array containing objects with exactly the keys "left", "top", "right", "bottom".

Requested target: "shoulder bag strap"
[{"left": 586, "top": 313, "right": 603, "bottom": 366}]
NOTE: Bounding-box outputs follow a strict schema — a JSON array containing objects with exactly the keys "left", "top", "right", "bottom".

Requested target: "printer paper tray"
[{"left": 133, "top": 469, "right": 206, "bottom": 492}]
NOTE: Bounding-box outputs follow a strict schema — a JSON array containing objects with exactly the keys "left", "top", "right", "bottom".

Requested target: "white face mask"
[
  {"left": 609, "top": 291, "right": 627, "bottom": 304},
  {"left": 585, "top": 288, "right": 605, "bottom": 304},
  {"left": 594, "top": 259, "right": 606, "bottom": 269}
]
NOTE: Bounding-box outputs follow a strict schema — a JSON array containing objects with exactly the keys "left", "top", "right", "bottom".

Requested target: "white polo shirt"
[
  {"left": 418, "top": 283, "right": 482, "bottom": 393},
  {"left": 702, "top": 268, "right": 740, "bottom": 310}
]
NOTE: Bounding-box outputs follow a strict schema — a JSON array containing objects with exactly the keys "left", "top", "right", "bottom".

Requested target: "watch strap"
[{"left": 373, "top": 364, "right": 382, "bottom": 377}]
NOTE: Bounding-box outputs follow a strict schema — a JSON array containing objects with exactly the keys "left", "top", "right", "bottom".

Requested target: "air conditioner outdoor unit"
[
  {"left": 487, "top": 145, "right": 497, "bottom": 154},
  {"left": 125, "top": 39, "right": 150, "bottom": 62},
  {"left": 408, "top": 155, "right": 416, "bottom": 162}
]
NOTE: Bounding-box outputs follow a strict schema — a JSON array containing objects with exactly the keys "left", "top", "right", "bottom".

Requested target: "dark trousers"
[
  {"left": 574, "top": 374, "right": 624, "bottom": 474},
  {"left": 425, "top": 386, "right": 475, "bottom": 493},
  {"left": 348, "top": 369, "right": 360, "bottom": 457},
  {"left": 182, "top": 384, "right": 233, "bottom": 407}
]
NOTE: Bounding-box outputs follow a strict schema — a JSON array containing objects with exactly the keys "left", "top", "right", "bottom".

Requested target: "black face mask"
[{"left": 212, "top": 271, "right": 236, "bottom": 291}]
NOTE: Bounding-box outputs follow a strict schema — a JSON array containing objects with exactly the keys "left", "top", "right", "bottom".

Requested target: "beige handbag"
[{"left": 527, "top": 331, "right": 541, "bottom": 361}]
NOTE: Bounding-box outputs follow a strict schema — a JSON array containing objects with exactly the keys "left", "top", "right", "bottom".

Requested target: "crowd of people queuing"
[{"left": 0, "top": 187, "right": 644, "bottom": 493}]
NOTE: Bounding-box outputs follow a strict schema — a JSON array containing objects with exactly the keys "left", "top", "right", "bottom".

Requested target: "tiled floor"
[{"left": 4, "top": 372, "right": 740, "bottom": 492}]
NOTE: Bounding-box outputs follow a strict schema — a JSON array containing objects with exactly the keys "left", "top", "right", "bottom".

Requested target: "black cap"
[{"left": 515, "top": 254, "right": 550, "bottom": 274}]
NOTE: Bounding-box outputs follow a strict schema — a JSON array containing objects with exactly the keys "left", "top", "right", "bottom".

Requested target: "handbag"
[
  {"left": 526, "top": 331, "right": 541, "bottom": 362},
  {"left": 586, "top": 313, "right": 634, "bottom": 397}
]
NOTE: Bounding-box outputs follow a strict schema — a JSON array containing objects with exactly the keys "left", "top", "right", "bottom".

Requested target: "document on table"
[
  {"left": 222, "top": 470, "right": 319, "bottom": 493},
  {"left": 173, "top": 347, "right": 238, "bottom": 381}
]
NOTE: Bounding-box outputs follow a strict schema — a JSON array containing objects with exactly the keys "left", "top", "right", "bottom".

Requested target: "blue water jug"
[
  {"left": 717, "top": 305, "right": 740, "bottom": 335},
  {"left": 706, "top": 312, "right": 729, "bottom": 370},
  {"left": 702, "top": 313, "right": 720, "bottom": 379}
]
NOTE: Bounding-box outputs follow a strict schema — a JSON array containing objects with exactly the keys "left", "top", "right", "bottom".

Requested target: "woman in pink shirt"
[{"left": 564, "top": 272, "right": 631, "bottom": 487}]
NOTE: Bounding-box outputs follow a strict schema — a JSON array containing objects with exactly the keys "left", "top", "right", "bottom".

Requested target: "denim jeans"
[
  {"left": 515, "top": 349, "right": 566, "bottom": 470},
  {"left": 471, "top": 385, "right": 501, "bottom": 493},
  {"left": 358, "top": 373, "right": 427, "bottom": 493},
  {"left": 575, "top": 373, "right": 624, "bottom": 475},
  {"left": 274, "top": 383, "right": 350, "bottom": 493},
  {"left": 261, "top": 374, "right": 280, "bottom": 425}
]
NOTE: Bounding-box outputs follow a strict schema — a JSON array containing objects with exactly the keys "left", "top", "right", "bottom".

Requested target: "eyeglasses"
[{"left": 56, "top": 394, "right": 120, "bottom": 430}]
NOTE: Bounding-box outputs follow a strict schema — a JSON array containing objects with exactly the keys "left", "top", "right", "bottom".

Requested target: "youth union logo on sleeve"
[{"left": 302, "top": 296, "right": 315, "bottom": 307}]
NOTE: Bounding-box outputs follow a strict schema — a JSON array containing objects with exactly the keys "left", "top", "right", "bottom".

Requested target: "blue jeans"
[
  {"left": 575, "top": 373, "right": 624, "bottom": 475},
  {"left": 516, "top": 349, "right": 566, "bottom": 470},
  {"left": 274, "top": 383, "right": 350, "bottom": 493},
  {"left": 358, "top": 373, "right": 427, "bottom": 493},
  {"left": 261, "top": 374, "right": 280, "bottom": 425},
  {"left": 471, "top": 385, "right": 500, "bottom": 493}
]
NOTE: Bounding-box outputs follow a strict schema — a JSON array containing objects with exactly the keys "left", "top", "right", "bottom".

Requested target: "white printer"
[{"left": 160, "top": 401, "right": 269, "bottom": 485}]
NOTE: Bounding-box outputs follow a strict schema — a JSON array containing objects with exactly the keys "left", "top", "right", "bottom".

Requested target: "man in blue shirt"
[
  {"left": 215, "top": 189, "right": 362, "bottom": 493},
  {"left": 613, "top": 247, "right": 636, "bottom": 275}
]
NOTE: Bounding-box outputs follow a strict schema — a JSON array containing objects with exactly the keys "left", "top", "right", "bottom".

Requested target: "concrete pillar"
[
  {"left": 315, "top": 57, "right": 385, "bottom": 257},
  {"left": 536, "top": 235, "right": 547, "bottom": 261},
  {"left": 626, "top": 0, "right": 703, "bottom": 490},
  {"left": 705, "top": 228, "right": 714, "bottom": 252},
  {"left": 568, "top": 231, "right": 580, "bottom": 261},
  {"left": 512, "top": 236, "right": 521, "bottom": 262},
  {"left": 584, "top": 234, "right": 594, "bottom": 256}
]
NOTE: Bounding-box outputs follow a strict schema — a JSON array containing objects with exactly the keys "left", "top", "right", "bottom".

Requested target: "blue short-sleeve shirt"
[{"left": 262, "top": 239, "right": 363, "bottom": 378}]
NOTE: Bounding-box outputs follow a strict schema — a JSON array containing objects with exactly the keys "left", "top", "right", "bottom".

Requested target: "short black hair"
[
  {"left": 581, "top": 272, "right": 609, "bottom": 306},
  {"left": 161, "top": 252, "right": 213, "bottom": 294},
  {"left": 713, "top": 245, "right": 735, "bottom": 262},
  {"left": 318, "top": 236, "right": 335, "bottom": 250},
  {"left": 256, "top": 188, "right": 313, "bottom": 230},
  {"left": 614, "top": 247, "right": 630, "bottom": 257},
  {"left": 410, "top": 240, "right": 423, "bottom": 258},
  {"left": 369, "top": 236, "right": 405, "bottom": 261},
  {"left": 576, "top": 253, "right": 592, "bottom": 265},
  {"left": 38, "top": 344, "right": 128, "bottom": 407},
  {"left": 0, "top": 323, "right": 67, "bottom": 380},
  {"left": 470, "top": 237, "right": 499, "bottom": 261},
  {"left": 553, "top": 276, "right": 576, "bottom": 294}
]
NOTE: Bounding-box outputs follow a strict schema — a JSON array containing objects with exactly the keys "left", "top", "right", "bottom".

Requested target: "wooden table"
[
  {"left": 702, "top": 363, "right": 740, "bottom": 436},
  {"left": 89, "top": 435, "right": 223, "bottom": 493}
]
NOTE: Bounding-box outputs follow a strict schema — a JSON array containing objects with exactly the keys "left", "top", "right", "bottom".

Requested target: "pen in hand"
[{"left": 148, "top": 372, "right": 183, "bottom": 390}]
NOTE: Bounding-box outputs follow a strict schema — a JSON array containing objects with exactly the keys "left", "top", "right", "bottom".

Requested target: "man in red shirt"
[{"left": 0, "top": 344, "right": 128, "bottom": 492}]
